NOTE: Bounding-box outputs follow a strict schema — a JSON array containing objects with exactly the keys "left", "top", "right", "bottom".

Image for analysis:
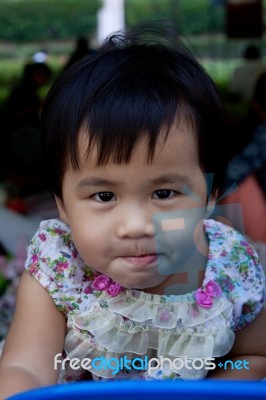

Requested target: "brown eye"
[
  {"left": 154, "top": 189, "right": 173, "bottom": 199},
  {"left": 95, "top": 192, "right": 115, "bottom": 202}
]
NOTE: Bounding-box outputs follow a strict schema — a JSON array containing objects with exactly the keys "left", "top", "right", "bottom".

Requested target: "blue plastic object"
[{"left": 6, "top": 380, "right": 266, "bottom": 400}]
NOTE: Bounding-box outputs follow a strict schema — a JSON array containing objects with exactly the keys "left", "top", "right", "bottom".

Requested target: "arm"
[
  {"left": 0, "top": 270, "right": 66, "bottom": 399},
  {"left": 209, "top": 308, "right": 266, "bottom": 379}
]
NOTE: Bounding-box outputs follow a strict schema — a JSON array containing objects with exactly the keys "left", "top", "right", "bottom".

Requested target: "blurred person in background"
[
  {"left": 64, "top": 36, "right": 98, "bottom": 70},
  {"left": 222, "top": 71, "right": 266, "bottom": 243},
  {"left": 229, "top": 44, "right": 266, "bottom": 104},
  {"left": 0, "top": 62, "right": 52, "bottom": 195}
]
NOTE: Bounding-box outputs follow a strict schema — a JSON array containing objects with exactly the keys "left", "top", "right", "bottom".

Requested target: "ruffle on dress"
[{"left": 64, "top": 289, "right": 235, "bottom": 379}]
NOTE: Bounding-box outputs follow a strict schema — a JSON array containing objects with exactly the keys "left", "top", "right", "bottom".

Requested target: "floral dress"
[{"left": 25, "top": 218, "right": 265, "bottom": 381}]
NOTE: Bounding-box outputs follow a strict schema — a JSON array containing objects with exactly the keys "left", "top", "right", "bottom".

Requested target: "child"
[{"left": 0, "top": 31, "right": 265, "bottom": 398}]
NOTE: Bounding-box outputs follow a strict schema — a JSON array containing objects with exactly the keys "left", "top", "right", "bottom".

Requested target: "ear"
[
  {"left": 205, "top": 196, "right": 216, "bottom": 218},
  {"left": 55, "top": 196, "right": 69, "bottom": 224}
]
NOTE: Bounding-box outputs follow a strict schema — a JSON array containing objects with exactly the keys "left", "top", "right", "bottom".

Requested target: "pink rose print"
[
  {"left": 92, "top": 275, "right": 111, "bottom": 290},
  {"left": 55, "top": 261, "right": 69, "bottom": 274},
  {"left": 246, "top": 247, "right": 254, "bottom": 256},
  {"left": 38, "top": 233, "right": 46, "bottom": 242},
  {"left": 107, "top": 282, "right": 123, "bottom": 297},
  {"left": 84, "top": 286, "right": 92, "bottom": 294},
  {"left": 31, "top": 254, "right": 39, "bottom": 263},
  {"left": 92, "top": 274, "right": 123, "bottom": 297},
  {"left": 28, "top": 264, "right": 38, "bottom": 275},
  {"left": 194, "top": 280, "right": 222, "bottom": 309},
  {"left": 53, "top": 228, "right": 65, "bottom": 235}
]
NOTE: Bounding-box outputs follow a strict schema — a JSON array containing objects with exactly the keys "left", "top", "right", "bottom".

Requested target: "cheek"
[
  {"left": 154, "top": 207, "right": 206, "bottom": 274},
  {"left": 69, "top": 220, "right": 112, "bottom": 268}
]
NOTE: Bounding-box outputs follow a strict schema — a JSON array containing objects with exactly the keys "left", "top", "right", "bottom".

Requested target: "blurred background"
[
  {"left": 0, "top": 0, "right": 265, "bottom": 120},
  {"left": 0, "top": 0, "right": 265, "bottom": 108},
  {"left": 0, "top": 0, "right": 265, "bottom": 341}
]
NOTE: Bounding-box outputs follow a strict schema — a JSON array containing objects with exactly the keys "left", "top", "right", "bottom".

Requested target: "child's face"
[{"left": 56, "top": 122, "right": 209, "bottom": 293}]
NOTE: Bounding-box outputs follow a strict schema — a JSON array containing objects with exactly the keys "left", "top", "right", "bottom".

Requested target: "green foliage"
[
  {"left": 0, "top": 0, "right": 101, "bottom": 42},
  {"left": 0, "top": 59, "right": 22, "bottom": 85},
  {"left": 125, "top": 0, "right": 225, "bottom": 35}
]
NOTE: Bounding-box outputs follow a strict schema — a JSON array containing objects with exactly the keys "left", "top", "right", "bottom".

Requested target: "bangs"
[
  {"left": 69, "top": 45, "right": 197, "bottom": 169},
  {"left": 82, "top": 89, "right": 195, "bottom": 167}
]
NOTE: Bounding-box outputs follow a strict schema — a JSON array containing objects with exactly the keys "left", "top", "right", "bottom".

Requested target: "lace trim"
[
  {"left": 94, "top": 288, "right": 232, "bottom": 328},
  {"left": 64, "top": 293, "right": 235, "bottom": 379}
]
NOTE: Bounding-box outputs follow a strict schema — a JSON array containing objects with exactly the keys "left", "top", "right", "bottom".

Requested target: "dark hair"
[{"left": 41, "top": 30, "right": 225, "bottom": 200}]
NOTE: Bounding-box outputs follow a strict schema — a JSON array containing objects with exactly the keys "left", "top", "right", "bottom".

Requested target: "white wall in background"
[{"left": 97, "top": 0, "right": 125, "bottom": 44}]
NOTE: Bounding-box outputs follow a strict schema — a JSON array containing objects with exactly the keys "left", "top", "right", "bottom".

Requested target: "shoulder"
[
  {"left": 30, "top": 218, "right": 73, "bottom": 249},
  {"left": 205, "top": 218, "right": 261, "bottom": 262},
  {"left": 25, "top": 218, "right": 78, "bottom": 275},
  {"left": 204, "top": 219, "right": 265, "bottom": 330},
  {"left": 25, "top": 218, "right": 96, "bottom": 315}
]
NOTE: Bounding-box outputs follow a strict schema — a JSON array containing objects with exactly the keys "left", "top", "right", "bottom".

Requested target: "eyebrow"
[
  {"left": 150, "top": 174, "right": 193, "bottom": 187},
  {"left": 76, "top": 177, "right": 117, "bottom": 191},
  {"left": 76, "top": 173, "right": 193, "bottom": 191}
]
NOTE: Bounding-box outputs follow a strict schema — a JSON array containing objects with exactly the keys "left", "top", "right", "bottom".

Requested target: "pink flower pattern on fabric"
[
  {"left": 107, "top": 282, "right": 122, "bottom": 296},
  {"left": 92, "top": 274, "right": 123, "bottom": 297},
  {"left": 194, "top": 280, "right": 222, "bottom": 308}
]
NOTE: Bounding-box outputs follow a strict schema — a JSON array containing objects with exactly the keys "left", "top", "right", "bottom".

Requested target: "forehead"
[{"left": 75, "top": 120, "right": 199, "bottom": 170}]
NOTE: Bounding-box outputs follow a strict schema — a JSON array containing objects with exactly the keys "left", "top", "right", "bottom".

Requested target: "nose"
[{"left": 116, "top": 203, "right": 155, "bottom": 239}]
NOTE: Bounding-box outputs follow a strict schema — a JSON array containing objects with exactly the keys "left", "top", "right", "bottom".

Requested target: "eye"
[
  {"left": 153, "top": 189, "right": 175, "bottom": 199},
  {"left": 93, "top": 192, "right": 116, "bottom": 202}
]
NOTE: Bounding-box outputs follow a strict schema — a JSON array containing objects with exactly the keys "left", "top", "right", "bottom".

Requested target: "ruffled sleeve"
[
  {"left": 25, "top": 218, "right": 95, "bottom": 315},
  {"left": 204, "top": 219, "right": 265, "bottom": 331}
]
